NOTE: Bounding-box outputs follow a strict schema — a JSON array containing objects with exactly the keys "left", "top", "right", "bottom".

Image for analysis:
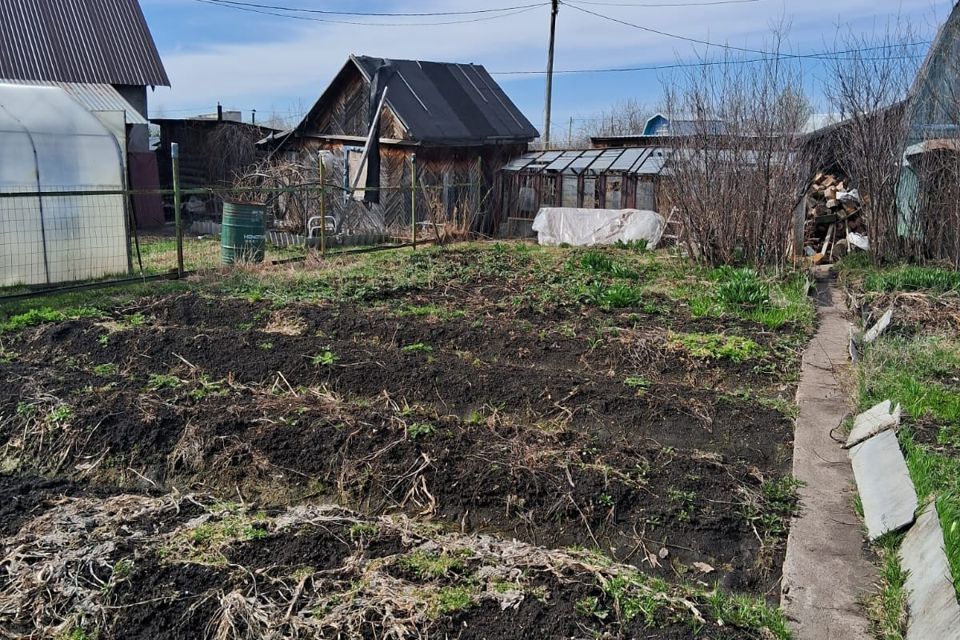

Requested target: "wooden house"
[{"left": 262, "top": 55, "right": 538, "bottom": 236}]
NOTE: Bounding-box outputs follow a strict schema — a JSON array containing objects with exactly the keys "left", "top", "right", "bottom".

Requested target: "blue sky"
[{"left": 141, "top": 0, "right": 955, "bottom": 134}]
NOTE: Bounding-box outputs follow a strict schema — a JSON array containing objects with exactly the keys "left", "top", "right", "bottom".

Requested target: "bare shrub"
[
  {"left": 662, "top": 34, "right": 810, "bottom": 270},
  {"left": 820, "top": 19, "right": 922, "bottom": 264}
]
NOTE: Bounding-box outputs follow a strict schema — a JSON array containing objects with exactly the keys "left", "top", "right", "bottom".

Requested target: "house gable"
[{"left": 294, "top": 55, "right": 538, "bottom": 147}]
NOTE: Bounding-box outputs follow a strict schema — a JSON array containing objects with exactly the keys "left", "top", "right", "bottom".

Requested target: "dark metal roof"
[
  {"left": 352, "top": 56, "right": 538, "bottom": 144},
  {"left": 297, "top": 55, "right": 537, "bottom": 146},
  {"left": 0, "top": 0, "right": 169, "bottom": 87}
]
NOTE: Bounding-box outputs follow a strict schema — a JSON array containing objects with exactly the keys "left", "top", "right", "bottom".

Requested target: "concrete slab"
[
  {"left": 849, "top": 430, "right": 917, "bottom": 540},
  {"left": 846, "top": 400, "right": 902, "bottom": 449},
  {"left": 782, "top": 277, "right": 876, "bottom": 640},
  {"left": 899, "top": 504, "right": 960, "bottom": 640},
  {"left": 864, "top": 308, "right": 893, "bottom": 343}
]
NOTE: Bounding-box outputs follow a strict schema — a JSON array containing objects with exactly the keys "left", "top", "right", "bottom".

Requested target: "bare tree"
[
  {"left": 821, "top": 18, "right": 922, "bottom": 263},
  {"left": 570, "top": 99, "right": 653, "bottom": 148},
  {"left": 661, "top": 32, "right": 811, "bottom": 270}
]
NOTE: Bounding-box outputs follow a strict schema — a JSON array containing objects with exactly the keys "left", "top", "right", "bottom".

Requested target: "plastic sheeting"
[
  {"left": 0, "top": 84, "right": 127, "bottom": 286},
  {"left": 531, "top": 208, "right": 666, "bottom": 248}
]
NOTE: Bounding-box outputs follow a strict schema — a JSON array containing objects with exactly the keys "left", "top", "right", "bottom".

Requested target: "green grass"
[
  {"left": 864, "top": 266, "right": 960, "bottom": 293},
  {"left": 868, "top": 533, "right": 908, "bottom": 640},
  {"left": 0, "top": 306, "right": 101, "bottom": 333},
  {"left": 938, "top": 495, "right": 960, "bottom": 603},
  {"left": 853, "top": 300, "right": 960, "bottom": 604},
  {"left": 859, "top": 336, "right": 960, "bottom": 425}
]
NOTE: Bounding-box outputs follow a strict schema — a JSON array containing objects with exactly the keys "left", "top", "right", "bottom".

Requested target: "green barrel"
[{"left": 221, "top": 202, "right": 266, "bottom": 264}]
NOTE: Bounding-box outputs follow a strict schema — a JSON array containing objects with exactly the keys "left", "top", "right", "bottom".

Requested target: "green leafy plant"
[
  {"left": 311, "top": 351, "right": 338, "bottom": 366},
  {"left": 583, "top": 282, "right": 642, "bottom": 309},
  {"left": 614, "top": 238, "right": 648, "bottom": 252},
  {"left": 407, "top": 422, "right": 436, "bottom": 439},
  {"left": 580, "top": 251, "right": 615, "bottom": 273},
  {"left": 433, "top": 586, "right": 475, "bottom": 616},
  {"left": 670, "top": 332, "right": 765, "bottom": 362},
  {"left": 624, "top": 376, "right": 652, "bottom": 390},
  {"left": 402, "top": 342, "right": 433, "bottom": 354},
  {"left": 147, "top": 373, "right": 183, "bottom": 390},
  {"left": 575, "top": 596, "right": 610, "bottom": 620},
  {"left": 715, "top": 268, "right": 771, "bottom": 309},
  {"left": 93, "top": 363, "right": 118, "bottom": 376}
]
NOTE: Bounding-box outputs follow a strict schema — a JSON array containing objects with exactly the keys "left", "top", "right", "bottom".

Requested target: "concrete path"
[{"left": 781, "top": 274, "right": 876, "bottom": 639}]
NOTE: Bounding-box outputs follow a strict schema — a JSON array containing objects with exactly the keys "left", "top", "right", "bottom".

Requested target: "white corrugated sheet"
[{"left": 0, "top": 83, "right": 128, "bottom": 286}]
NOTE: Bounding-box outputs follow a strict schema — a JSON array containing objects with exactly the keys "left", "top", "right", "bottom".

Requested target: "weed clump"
[
  {"left": 670, "top": 332, "right": 765, "bottom": 362},
  {"left": 714, "top": 267, "right": 771, "bottom": 309},
  {"left": 583, "top": 282, "right": 643, "bottom": 310}
]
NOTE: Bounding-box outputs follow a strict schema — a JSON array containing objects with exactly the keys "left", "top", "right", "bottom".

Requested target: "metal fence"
[{"left": 0, "top": 152, "right": 488, "bottom": 298}]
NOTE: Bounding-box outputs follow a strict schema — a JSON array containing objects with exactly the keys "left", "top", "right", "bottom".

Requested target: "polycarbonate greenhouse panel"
[{"left": 0, "top": 84, "right": 127, "bottom": 286}]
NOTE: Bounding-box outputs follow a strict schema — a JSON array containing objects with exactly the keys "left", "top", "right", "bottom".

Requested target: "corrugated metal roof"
[
  {"left": 1, "top": 79, "right": 148, "bottom": 124},
  {"left": 0, "top": 0, "right": 169, "bottom": 87},
  {"left": 355, "top": 56, "right": 538, "bottom": 144},
  {"left": 298, "top": 55, "right": 538, "bottom": 145},
  {"left": 502, "top": 148, "right": 670, "bottom": 176}
]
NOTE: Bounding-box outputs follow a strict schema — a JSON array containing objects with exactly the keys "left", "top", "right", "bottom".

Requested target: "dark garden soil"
[{"left": 0, "top": 262, "right": 806, "bottom": 639}]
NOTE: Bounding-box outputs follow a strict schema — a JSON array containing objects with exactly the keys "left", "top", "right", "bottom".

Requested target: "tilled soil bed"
[{"left": 0, "top": 246, "right": 810, "bottom": 638}]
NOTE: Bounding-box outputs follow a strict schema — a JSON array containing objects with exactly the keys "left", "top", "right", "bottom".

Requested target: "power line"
[
  {"left": 573, "top": 0, "right": 759, "bottom": 5},
  {"left": 562, "top": 1, "right": 930, "bottom": 62},
  {"left": 491, "top": 49, "right": 929, "bottom": 76},
  {"left": 194, "top": 0, "right": 546, "bottom": 25},
  {"left": 199, "top": 0, "right": 549, "bottom": 16}
]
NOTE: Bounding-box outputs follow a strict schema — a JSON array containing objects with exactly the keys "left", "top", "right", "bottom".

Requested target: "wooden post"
[
  {"left": 411, "top": 153, "right": 418, "bottom": 250},
  {"left": 171, "top": 142, "right": 184, "bottom": 277},
  {"left": 318, "top": 151, "right": 327, "bottom": 257}
]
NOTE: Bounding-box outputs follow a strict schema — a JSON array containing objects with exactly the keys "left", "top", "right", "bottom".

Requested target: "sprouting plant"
[
  {"left": 122, "top": 312, "right": 147, "bottom": 327},
  {"left": 575, "top": 596, "right": 610, "bottom": 620},
  {"left": 599, "top": 493, "right": 615, "bottom": 508},
  {"left": 45, "top": 404, "right": 72, "bottom": 425},
  {"left": 624, "top": 376, "right": 651, "bottom": 390},
  {"left": 614, "top": 238, "right": 648, "bottom": 252},
  {"left": 402, "top": 342, "right": 433, "bottom": 354},
  {"left": 408, "top": 422, "right": 436, "bottom": 440},
  {"left": 583, "top": 282, "right": 642, "bottom": 309},
  {"left": 98, "top": 334, "right": 110, "bottom": 346},
  {"left": 93, "top": 363, "right": 118, "bottom": 376},
  {"left": 311, "top": 351, "right": 338, "bottom": 366},
  {"left": 257, "top": 341, "right": 274, "bottom": 351},
  {"left": 580, "top": 251, "right": 614, "bottom": 273},
  {"left": 189, "top": 376, "right": 226, "bottom": 401},
  {"left": 147, "top": 373, "right": 182, "bottom": 390}
]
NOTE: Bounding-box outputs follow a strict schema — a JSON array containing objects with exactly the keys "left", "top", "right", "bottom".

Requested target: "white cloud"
[{"left": 145, "top": 0, "right": 951, "bottom": 122}]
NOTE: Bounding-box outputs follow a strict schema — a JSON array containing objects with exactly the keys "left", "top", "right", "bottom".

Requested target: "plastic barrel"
[{"left": 221, "top": 202, "right": 266, "bottom": 264}]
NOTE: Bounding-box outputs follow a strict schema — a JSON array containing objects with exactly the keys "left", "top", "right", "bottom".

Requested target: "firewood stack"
[{"left": 804, "top": 172, "right": 869, "bottom": 264}]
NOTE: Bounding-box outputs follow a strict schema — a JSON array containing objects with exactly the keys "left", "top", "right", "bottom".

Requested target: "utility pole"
[{"left": 542, "top": 0, "right": 559, "bottom": 149}]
